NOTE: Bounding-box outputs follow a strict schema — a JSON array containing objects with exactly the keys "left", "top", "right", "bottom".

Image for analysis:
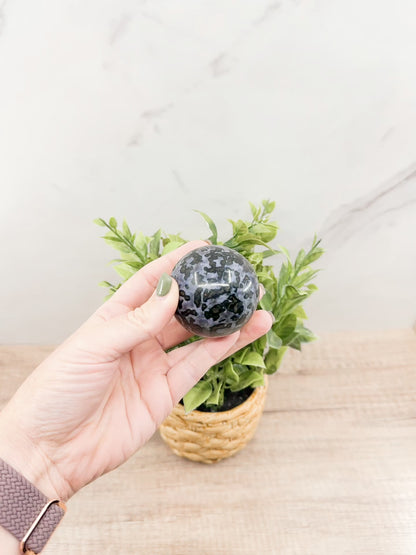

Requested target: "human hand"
[{"left": 0, "top": 241, "right": 272, "bottom": 502}]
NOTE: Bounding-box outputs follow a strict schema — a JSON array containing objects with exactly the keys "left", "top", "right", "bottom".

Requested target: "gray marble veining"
[{"left": 0, "top": 0, "right": 415, "bottom": 342}]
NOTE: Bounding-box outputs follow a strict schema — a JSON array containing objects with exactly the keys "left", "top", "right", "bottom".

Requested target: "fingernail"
[
  {"left": 267, "top": 311, "right": 276, "bottom": 323},
  {"left": 205, "top": 239, "right": 212, "bottom": 245},
  {"left": 156, "top": 273, "right": 172, "bottom": 296}
]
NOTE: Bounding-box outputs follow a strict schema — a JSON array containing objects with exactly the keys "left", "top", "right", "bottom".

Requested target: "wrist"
[
  {"left": 0, "top": 413, "right": 69, "bottom": 502},
  {"left": 0, "top": 445, "right": 67, "bottom": 554},
  {"left": 0, "top": 526, "right": 21, "bottom": 555}
]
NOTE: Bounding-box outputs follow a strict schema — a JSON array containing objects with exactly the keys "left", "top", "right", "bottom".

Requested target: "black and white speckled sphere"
[{"left": 171, "top": 245, "right": 259, "bottom": 338}]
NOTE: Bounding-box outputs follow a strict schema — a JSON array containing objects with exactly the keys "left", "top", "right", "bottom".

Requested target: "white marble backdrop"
[{"left": 0, "top": 0, "right": 415, "bottom": 343}]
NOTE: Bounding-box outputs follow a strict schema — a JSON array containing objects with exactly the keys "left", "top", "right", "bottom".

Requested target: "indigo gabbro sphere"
[{"left": 171, "top": 245, "right": 260, "bottom": 338}]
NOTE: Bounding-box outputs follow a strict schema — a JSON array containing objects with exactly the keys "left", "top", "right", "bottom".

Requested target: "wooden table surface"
[{"left": 1, "top": 329, "right": 415, "bottom": 555}]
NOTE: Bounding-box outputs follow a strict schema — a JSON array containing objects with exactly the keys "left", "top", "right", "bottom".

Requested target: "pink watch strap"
[{"left": 0, "top": 458, "right": 66, "bottom": 554}]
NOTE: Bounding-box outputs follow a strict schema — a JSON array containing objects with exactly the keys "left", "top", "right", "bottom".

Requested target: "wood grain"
[{"left": 1, "top": 330, "right": 415, "bottom": 555}]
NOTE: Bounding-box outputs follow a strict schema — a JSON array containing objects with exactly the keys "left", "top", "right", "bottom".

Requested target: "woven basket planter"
[{"left": 159, "top": 375, "right": 268, "bottom": 464}]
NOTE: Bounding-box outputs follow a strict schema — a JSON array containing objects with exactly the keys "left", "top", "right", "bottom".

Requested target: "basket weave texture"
[{"left": 159, "top": 375, "right": 268, "bottom": 463}]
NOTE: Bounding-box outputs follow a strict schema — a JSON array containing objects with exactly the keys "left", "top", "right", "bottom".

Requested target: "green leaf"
[
  {"left": 183, "top": 381, "right": 213, "bottom": 413},
  {"left": 114, "top": 263, "right": 136, "bottom": 280},
  {"left": 250, "top": 222, "right": 278, "bottom": 242},
  {"left": 122, "top": 219, "right": 132, "bottom": 239},
  {"left": 230, "top": 370, "right": 264, "bottom": 391},
  {"left": 302, "top": 237, "right": 324, "bottom": 266},
  {"left": 307, "top": 284, "right": 318, "bottom": 293},
  {"left": 103, "top": 237, "right": 131, "bottom": 253},
  {"left": 232, "top": 363, "right": 247, "bottom": 375},
  {"left": 98, "top": 281, "right": 113, "bottom": 288},
  {"left": 261, "top": 199, "right": 275, "bottom": 216},
  {"left": 281, "top": 295, "right": 308, "bottom": 316},
  {"left": 247, "top": 252, "right": 263, "bottom": 268},
  {"left": 293, "top": 305, "right": 307, "bottom": 320},
  {"left": 278, "top": 244, "right": 291, "bottom": 260},
  {"left": 103, "top": 230, "right": 118, "bottom": 239},
  {"left": 119, "top": 251, "right": 141, "bottom": 262},
  {"left": 149, "top": 229, "right": 162, "bottom": 260},
  {"left": 259, "top": 290, "right": 273, "bottom": 311},
  {"left": 303, "top": 249, "right": 324, "bottom": 265},
  {"left": 121, "top": 260, "right": 142, "bottom": 271},
  {"left": 294, "top": 248, "right": 305, "bottom": 271},
  {"left": 195, "top": 210, "right": 218, "bottom": 244},
  {"left": 234, "top": 346, "right": 249, "bottom": 364},
  {"left": 267, "top": 329, "right": 282, "bottom": 349},
  {"left": 118, "top": 252, "right": 143, "bottom": 270},
  {"left": 257, "top": 270, "right": 274, "bottom": 282},
  {"left": 253, "top": 334, "right": 268, "bottom": 355},
  {"left": 264, "top": 347, "right": 287, "bottom": 374},
  {"left": 224, "top": 233, "right": 277, "bottom": 252},
  {"left": 224, "top": 359, "right": 239, "bottom": 385},
  {"left": 206, "top": 381, "right": 223, "bottom": 405},
  {"left": 276, "top": 313, "right": 297, "bottom": 342},
  {"left": 134, "top": 232, "right": 148, "bottom": 257},
  {"left": 94, "top": 218, "right": 107, "bottom": 227},
  {"left": 166, "top": 233, "right": 186, "bottom": 245},
  {"left": 249, "top": 202, "right": 261, "bottom": 220},
  {"left": 278, "top": 285, "right": 308, "bottom": 316},
  {"left": 295, "top": 324, "right": 316, "bottom": 343},
  {"left": 241, "top": 351, "right": 266, "bottom": 368},
  {"left": 261, "top": 249, "right": 278, "bottom": 259},
  {"left": 288, "top": 336, "right": 302, "bottom": 350},
  {"left": 293, "top": 269, "right": 319, "bottom": 288},
  {"left": 162, "top": 240, "right": 185, "bottom": 255},
  {"left": 109, "top": 217, "right": 118, "bottom": 229},
  {"left": 285, "top": 285, "right": 301, "bottom": 298},
  {"left": 277, "top": 266, "right": 287, "bottom": 299},
  {"left": 229, "top": 219, "right": 249, "bottom": 237}
]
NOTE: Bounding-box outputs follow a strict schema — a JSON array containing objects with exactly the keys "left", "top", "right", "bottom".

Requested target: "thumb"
[{"left": 89, "top": 273, "right": 179, "bottom": 356}]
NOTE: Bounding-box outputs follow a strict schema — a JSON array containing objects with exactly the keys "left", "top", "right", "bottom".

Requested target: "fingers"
[
  {"left": 79, "top": 240, "right": 207, "bottom": 337},
  {"left": 79, "top": 276, "right": 180, "bottom": 358},
  {"left": 165, "top": 310, "right": 272, "bottom": 405},
  {"left": 220, "top": 309, "right": 273, "bottom": 360},
  {"left": 101, "top": 240, "right": 208, "bottom": 313},
  {"left": 166, "top": 332, "right": 241, "bottom": 406},
  {"left": 166, "top": 309, "right": 273, "bottom": 367},
  {"left": 156, "top": 280, "right": 267, "bottom": 351},
  {"left": 155, "top": 316, "right": 193, "bottom": 351},
  {"left": 88, "top": 240, "right": 265, "bottom": 346}
]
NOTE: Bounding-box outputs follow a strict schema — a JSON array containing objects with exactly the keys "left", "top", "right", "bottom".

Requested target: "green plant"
[{"left": 94, "top": 200, "right": 324, "bottom": 413}]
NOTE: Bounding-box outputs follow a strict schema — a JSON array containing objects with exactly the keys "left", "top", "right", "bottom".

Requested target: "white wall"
[{"left": 0, "top": 0, "right": 415, "bottom": 343}]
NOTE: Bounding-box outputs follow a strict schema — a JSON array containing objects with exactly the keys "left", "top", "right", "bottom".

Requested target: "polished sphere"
[{"left": 171, "top": 245, "right": 259, "bottom": 337}]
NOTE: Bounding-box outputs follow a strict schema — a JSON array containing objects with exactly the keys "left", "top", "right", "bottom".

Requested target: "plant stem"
[{"left": 103, "top": 221, "right": 145, "bottom": 263}]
